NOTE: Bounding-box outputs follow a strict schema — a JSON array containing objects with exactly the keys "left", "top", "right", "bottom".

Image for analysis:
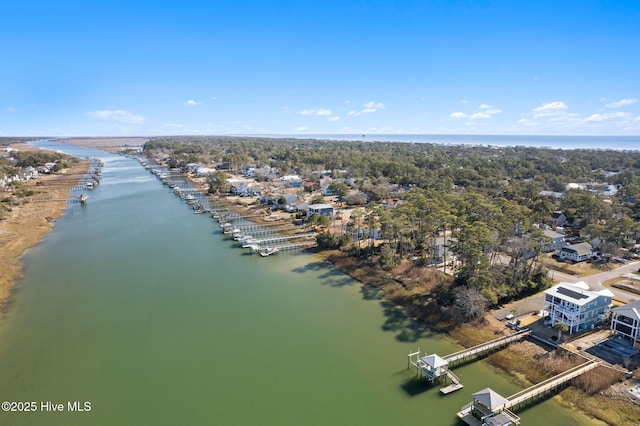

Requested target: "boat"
[
  {"left": 79, "top": 194, "right": 88, "bottom": 204},
  {"left": 259, "top": 247, "right": 279, "bottom": 257},
  {"left": 86, "top": 182, "right": 94, "bottom": 190}
]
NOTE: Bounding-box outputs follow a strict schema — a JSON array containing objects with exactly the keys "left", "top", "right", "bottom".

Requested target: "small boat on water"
[
  {"left": 79, "top": 194, "right": 88, "bottom": 204},
  {"left": 259, "top": 247, "right": 279, "bottom": 257},
  {"left": 86, "top": 181, "right": 94, "bottom": 190}
]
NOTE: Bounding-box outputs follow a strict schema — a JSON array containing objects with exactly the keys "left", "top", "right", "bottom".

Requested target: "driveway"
[{"left": 548, "top": 260, "right": 640, "bottom": 301}]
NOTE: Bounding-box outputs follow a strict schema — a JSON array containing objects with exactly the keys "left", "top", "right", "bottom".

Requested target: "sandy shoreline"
[
  {"left": 0, "top": 143, "right": 89, "bottom": 311},
  {"left": 0, "top": 137, "right": 143, "bottom": 310}
]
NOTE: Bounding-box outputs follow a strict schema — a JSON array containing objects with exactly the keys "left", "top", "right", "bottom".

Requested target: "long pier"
[
  {"left": 457, "top": 359, "right": 600, "bottom": 425},
  {"left": 504, "top": 360, "right": 599, "bottom": 411},
  {"left": 444, "top": 329, "right": 531, "bottom": 365},
  {"left": 408, "top": 329, "right": 530, "bottom": 394},
  {"left": 251, "top": 232, "right": 317, "bottom": 245}
]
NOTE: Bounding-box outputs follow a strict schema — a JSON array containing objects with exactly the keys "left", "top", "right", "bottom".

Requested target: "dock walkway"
[
  {"left": 443, "top": 329, "right": 530, "bottom": 365},
  {"left": 457, "top": 359, "right": 600, "bottom": 425},
  {"left": 408, "top": 329, "right": 530, "bottom": 395},
  {"left": 504, "top": 360, "right": 599, "bottom": 411}
]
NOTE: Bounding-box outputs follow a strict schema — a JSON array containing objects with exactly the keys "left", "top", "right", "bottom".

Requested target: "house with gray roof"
[
  {"left": 543, "top": 229, "right": 566, "bottom": 253},
  {"left": 458, "top": 388, "right": 519, "bottom": 425},
  {"left": 557, "top": 242, "right": 597, "bottom": 263},
  {"left": 611, "top": 300, "right": 640, "bottom": 349}
]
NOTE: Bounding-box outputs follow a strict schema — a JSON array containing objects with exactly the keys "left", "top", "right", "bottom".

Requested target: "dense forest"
[{"left": 145, "top": 136, "right": 640, "bottom": 320}]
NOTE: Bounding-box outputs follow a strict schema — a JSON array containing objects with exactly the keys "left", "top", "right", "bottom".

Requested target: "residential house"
[
  {"left": 601, "top": 184, "right": 620, "bottom": 197},
  {"left": 197, "top": 167, "right": 215, "bottom": 176},
  {"left": 550, "top": 211, "right": 567, "bottom": 228},
  {"left": 542, "top": 282, "right": 613, "bottom": 334},
  {"left": 306, "top": 203, "right": 334, "bottom": 218},
  {"left": 540, "top": 190, "right": 564, "bottom": 199},
  {"left": 345, "top": 226, "right": 381, "bottom": 241},
  {"left": 543, "top": 229, "right": 566, "bottom": 253},
  {"left": 20, "top": 166, "right": 38, "bottom": 181},
  {"left": 286, "top": 200, "right": 308, "bottom": 213},
  {"left": 431, "top": 236, "right": 456, "bottom": 264},
  {"left": 381, "top": 198, "right": 402, "bottom": 209},
  {"left": 319, "top": 177, "right": 333, "bottom": 195},
  {"left": 557, "top": 242, "right": 597, "bottom": 262},
  {"left": 280, "top": 175, "right": 303, "bottom": 188},
  {"left": 611, "top": 301, "right": 640, "bottom": 349},
  {"left": 228, "top": 178, "right": 260, "bottom": 196}
]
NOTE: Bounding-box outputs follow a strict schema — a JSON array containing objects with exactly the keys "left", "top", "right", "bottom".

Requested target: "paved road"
[{"left": 548, "top": 260, "right": 640, "bottom": 301}]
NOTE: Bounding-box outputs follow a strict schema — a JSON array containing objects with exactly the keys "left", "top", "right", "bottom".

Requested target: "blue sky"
[{"left": 1, "top": 0, "right": 639, "bottom": 136}]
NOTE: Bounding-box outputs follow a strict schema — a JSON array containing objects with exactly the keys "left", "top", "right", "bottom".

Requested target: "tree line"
[{"left": 143, "top": 136, "right": 640, "bottom": 321}]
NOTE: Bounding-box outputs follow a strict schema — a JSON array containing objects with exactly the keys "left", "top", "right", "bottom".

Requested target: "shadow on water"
[
  {"left": 380, "top": 300, "right": 436, "bottom": 343},
  {"left": 400, "top": 377, "right": 434, "bottom": 396},
  {"left": 292, "top": 261, "right": 437, "bottom": 343},
  {"left": 291, "top": 261, "right": 354, "bottom": 287},
  {"left": 360, "top": 285, "right": 382, "bottom": 301}
]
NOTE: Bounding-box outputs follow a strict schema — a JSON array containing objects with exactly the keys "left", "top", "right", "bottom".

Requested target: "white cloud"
[
  {"left": 164, "top": 123, "right": 185, "bottom": 128},
  {"left": 452, "top": 105, "right": 501, "bottom": 121},
  {"left": 297, "top": 108, "right": 333, "bottom": 116},
  {"left": 210, "top": 96, "right": 217, "bottom": 101},
  {"left": 460, "top": 99, "right": 468, "bottom": 104},
  {"left": 363, "top": 101, "right": 385, "bottom": 112},
  {"left": 585, "top": 112, "right": 632, "bottom": 123},
  {"left": 184, "top": 99, "right": 201, "bottom": 106},
  {"left": 533, "top": 101, "right": 568, "bottom": 113},
  {"left": 605, "top": 98, "right": 637, "bottom": 108},
  {"left": 585, "top": 114, "right": 607, "bottom": 122},
  {"left": 348, "top": 101, "right": 385, "bottom": 116},
  {"left": 295, "top": 126, "right": 308, "bottom": 131},
  {"left": 517, "top": 118, "right": 536, "bottom": 126},
  {"left": 5, "top": 106, "right": 18, "bottom": 112},
  {"left": 328, "top": 116, "right": 340, "bottom": 122},
  {"left": 470, "top": 112, "right": 491, "bottom": 120},
  {"left": 85, "top": 110, "right": 145, "bottom": 124}
]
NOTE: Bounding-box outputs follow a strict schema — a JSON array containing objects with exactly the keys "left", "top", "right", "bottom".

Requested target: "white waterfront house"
[
  {"left": 306, "top": 203, "right": 334, "bottom": 218},
  {"left": 542, "top": 282, "right": 613, "bottom": 334},
  {"left": 611, "top": 300, "right": 640, "bottom": 349}
]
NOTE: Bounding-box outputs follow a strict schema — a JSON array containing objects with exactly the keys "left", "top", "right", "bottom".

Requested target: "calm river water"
[{"left": 0, "top": 141, "right": 601, "bottom": 425}]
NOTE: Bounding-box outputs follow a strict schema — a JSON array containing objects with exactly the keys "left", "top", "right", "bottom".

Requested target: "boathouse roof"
[
  {"left": 472, "top": 387, "right": 508, "bottom": 411},
  {"left": 420, "top": 354, "right": 447, "bottom": 369}
]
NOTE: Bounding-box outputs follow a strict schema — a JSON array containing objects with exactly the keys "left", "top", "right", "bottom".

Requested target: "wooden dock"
[
  {"left": 443, "top": 329, "right": 530, "bottom": 365},
  {"left": 504, "top": 360, "right": 599, "bottom": 411},
  {"left": 408, "top": 329, "right": 531, "bottom": 395},
  {"left": 439, "top": 370, "right": 464, "bottom": 394},
  {"left": 457, "top": 360, "right": 600, "bottom": 425},
  {"left": 251, "top": 232, "right": 317, "bottom": 245}
]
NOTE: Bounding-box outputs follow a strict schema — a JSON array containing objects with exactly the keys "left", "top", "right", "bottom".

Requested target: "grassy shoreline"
[{"left": 0, "top": 145, "right": 89, "bottom": 311}]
